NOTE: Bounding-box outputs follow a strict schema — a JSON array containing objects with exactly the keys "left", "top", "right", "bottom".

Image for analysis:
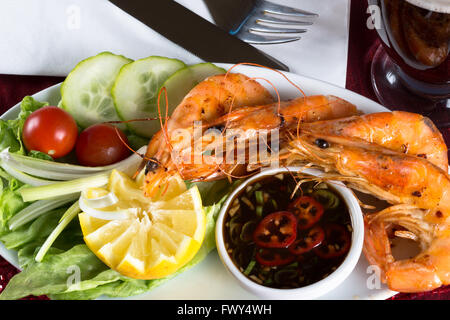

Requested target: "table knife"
[{"left": 109, "top": 0, "right": 289, "bottom": 71}]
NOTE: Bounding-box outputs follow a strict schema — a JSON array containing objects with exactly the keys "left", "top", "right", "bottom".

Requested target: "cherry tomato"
[
  {"left": 75, "top": 124, "right": 130, "bottom": 166},
  {"left": 255, "top": 248, "right": 295, "bottom": 267},
  {"left": 288, "top": 226, "right": 325, "bottom": 255},
  {"left": 314, "top": 224, "right": 351, "bottom": 259},
  {"left": 288, "top": 196, "right": 324, "bottom": 230},
  {"left": 22, "top": 106, "right": 78, "bottom": 159},
  {"left": 253, "top": 211, "right": 297, "bottom": 248}
]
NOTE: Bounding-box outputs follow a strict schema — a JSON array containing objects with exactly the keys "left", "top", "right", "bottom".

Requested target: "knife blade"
[{"left": 109, "top": 0, "right": 289, "bottom": 71}]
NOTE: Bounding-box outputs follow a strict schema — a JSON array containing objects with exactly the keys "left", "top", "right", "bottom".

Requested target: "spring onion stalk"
[
  {"left": 0, "top": 149, "right": 103, "bottom": 173},
  {"left": 0, "top": 146, "right": 146, "bottom": 180},
  {"left": 256, "top": 205, "right": 263, "bottom": 217},
  {"left": 1, "top": 153, "right": 88, "bottom": 180},
  {"left": 20, "top": 173, "right": 110, "bottom": 203},
  {"left": 271, "top": 199, "right": 278, "bottom": 210},
  {"left": 244, "top": 260, "right": 256, "bottom": 275},
  {"left": 255, "top": 191, "right": 264, "bottom": 206},
  {"left": 0, "top": 161, "right": 55, "bottom": 186},
  {"left": 35, "top": 201, "right": 81, "bottom": 262},
  {"left": 8, "top": 194, "right": 79, "bottom": 230}
]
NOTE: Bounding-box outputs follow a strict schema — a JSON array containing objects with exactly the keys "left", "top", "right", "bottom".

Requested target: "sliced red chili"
[
  {"left": 314, "top": 224, "right": 351, "bottom": 259},
  {"left": 288, "top": 226, "right": 325, "bottom": 255},
  {"left": 253, "top": 211, "right": 297, "bottom": 248},
  {"left": 288, "top": 196, "right": 324, "bottom": 230},
  {"left": 255, "top": 248, "right": 295, "bottom": 267}
]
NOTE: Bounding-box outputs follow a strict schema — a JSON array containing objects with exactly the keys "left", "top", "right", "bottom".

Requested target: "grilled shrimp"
[
  {"left": 364, "top": 206, "right": 450, "bottom": 292},
  {"left": 288, "top": 131, "right": 450, "bottom": 292},
  {"left": 141, "top": 73, "right": 273, "bottom": 196},
  {"left": 152, "top": 95, "right": 359, "bottom": 184},
  {"left": 141, "top": 71, "right": 360, "bottom": 195},
  {"left": 299, "top": 111, "right": 448, "bottom": 171},
  {"left": 145, "top": 73, "right": 274, "bottom": 163},
  {"left": 207, "top": 95, "right": 358, "bottom": 132},
  {"left": 288, "top": 133, "right": 450, "bottom": 219}
]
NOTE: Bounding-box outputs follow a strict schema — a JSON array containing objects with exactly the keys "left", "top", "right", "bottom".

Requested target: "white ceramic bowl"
[{"left": 215, "top": 167, "right": 364, "bottom": 300}]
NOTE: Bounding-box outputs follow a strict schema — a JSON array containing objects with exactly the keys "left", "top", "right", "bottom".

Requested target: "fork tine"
[
  {"left": 236, "top": 30, "right": 301, "bottom": 45},
  {"left": 253, "top": 13, "right": 314, "bottom": 26},
  {"left": 249, "top": 25, "right": 307, "bottom": 34},
  {"left": 258, "top": 0, "right": 318, "bottom": 18}
]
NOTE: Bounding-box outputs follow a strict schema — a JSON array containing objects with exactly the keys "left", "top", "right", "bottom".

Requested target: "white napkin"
[{"left": 0, "top": 0, "right": 349, "bottom": 87}]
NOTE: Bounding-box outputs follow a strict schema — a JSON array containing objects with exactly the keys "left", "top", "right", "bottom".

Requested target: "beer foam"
[{"left": 406, "top": 0, "right": 450, "bottom": 13}]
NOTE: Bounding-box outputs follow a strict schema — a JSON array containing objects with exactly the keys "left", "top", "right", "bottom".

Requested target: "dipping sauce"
[{"left": 223, "top": 173, "right": 352, "bottom": 289}]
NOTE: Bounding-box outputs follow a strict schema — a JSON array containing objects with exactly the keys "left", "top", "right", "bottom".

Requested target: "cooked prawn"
[
  {"left": 364, "top": 206, "right": 450, "bottom": 292},
  {"left": 287, "top": 130, "right": 450, "bottom": 292},
  {"left": 299, "top": 111, "right": 448, "bottom": 171},
  {"left": 207, "top": 95, "right": 358, "bottom": 132},
  {"left": 288, "top": 133, "right": 450, "bottom": 220},
  {"left": 141, "top": 71, "right": 360, "bottom": 194},
  {"left": 145, "top": 73, "right": 274, "bottom": 163},
  {"left": 151, "top": 95, "right": 359, "bottom": 184}
]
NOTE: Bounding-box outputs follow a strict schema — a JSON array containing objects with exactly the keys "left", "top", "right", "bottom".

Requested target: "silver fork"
[{"left": 204, "top": 0, "right": 318, "bottom": 44}]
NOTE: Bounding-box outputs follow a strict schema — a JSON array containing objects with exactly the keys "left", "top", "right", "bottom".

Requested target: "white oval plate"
[{"left": 0, "top": 64, "right": 397, "bottom": 300}]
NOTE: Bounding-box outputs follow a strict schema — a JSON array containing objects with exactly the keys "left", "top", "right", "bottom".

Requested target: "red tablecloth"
[{"left": 0, "top": 0, "right": 449, "bottom": 300}]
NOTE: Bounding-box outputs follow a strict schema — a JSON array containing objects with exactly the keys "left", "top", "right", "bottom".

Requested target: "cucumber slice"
[
  {"left": 112, "top": 56, "right": 186, "bottom": 138},
  {"left": 161, "top": 63, "right": 226, "bottom": 119},
  {"left": 61, "top": 52, "right": 132, "bottom": 128},
  {"left": 114, "top": 62, "right": 226, "bottom": 138}
]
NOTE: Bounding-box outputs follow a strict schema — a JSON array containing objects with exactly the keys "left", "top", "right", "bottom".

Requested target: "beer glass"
[{"left": 369, "top": 0, "right": 449, "bottom": 127}]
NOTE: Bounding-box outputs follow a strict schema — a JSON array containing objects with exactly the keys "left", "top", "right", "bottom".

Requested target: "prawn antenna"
[{"left": 112, "top": 126, "right": 164, "bottom": 170}]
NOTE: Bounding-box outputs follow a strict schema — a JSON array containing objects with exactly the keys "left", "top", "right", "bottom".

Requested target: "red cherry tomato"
[
  {"left": 22, "top": 106, "right": 78, "bottom": 159},
  {"left": 288, "top": 226, "right": 325, "bottom": 255},
  {"left": 253, "top": 211, "right": 297, "bottom": 248},
  {"left": 75, "top": 124, "right": 130, "bottom": 167},
  {"left": 255, "top": 248, "right": 295, "bottom": 267},
  {"left": 288, "top": 196, "right": 324, "bottom": 230},
  {"left": 314, "top": 224, "right": 351, "bottom": 259}
]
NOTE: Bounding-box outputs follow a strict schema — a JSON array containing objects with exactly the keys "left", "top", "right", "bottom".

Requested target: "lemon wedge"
[{"left": 79, "top": 170, "right": 206, "bottom": 279}]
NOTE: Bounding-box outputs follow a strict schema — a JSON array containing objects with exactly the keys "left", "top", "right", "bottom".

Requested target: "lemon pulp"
[{"left": 79, "top": 170, "right": 205, "bottom": 279}]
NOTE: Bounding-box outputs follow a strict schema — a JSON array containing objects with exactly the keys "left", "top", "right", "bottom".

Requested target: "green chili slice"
[
  {"left": 313, "top": 189, "right": 339, "bottom": 209},
  {"left": 240, "top": 221, "right": 257, "bottom": 242},
  {"left": 229, "top": 217, "right": 243, "bottom": 245},
  {"left": 274, "top": 269, "right": 299, "bottom": 285}
]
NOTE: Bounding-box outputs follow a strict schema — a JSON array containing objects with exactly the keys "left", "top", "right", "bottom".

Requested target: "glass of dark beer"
[{"left": 369, "top": 0, "right": 449, "bottom": 128}]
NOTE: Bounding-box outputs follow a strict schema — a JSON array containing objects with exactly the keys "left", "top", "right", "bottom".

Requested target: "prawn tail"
[
  {"left": 385, "top": 259, "right": 442, "bottom": 293},
  {"left": 362, "top": 217, "right": 392, "bottom": 282}
]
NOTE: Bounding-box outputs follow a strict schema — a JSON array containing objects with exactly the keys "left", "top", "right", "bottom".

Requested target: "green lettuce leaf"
[
  {"left": 0, "top": 96, "right": 48, "bottom": 154},
  {"left": 0, "top": 178, "right": 27, "bottom": 236},
  {"left": 0, "top": 208, "right": 73, "bottom": 251},
  {"left": 27, "top": 150, "right": 54, "bottom": 161},
  {"left": 0, "top": 180, "right": 234, "bottom": 300},
  {"left": 0, "top": 195, "right": 227, "bottom": 300}
]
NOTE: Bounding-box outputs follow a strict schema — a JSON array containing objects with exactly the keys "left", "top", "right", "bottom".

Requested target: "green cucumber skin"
[
  {"left": 61, "top": 52, "right": 133, "bottom": 129},
  {"left": 185, "top": 63, "right": 226, "bottom": 83},
  {"left": 159, "top": 63, "right": 226, "bottom": 121},
  {"left": 160, "top": 62, "right": 226, "bottom": 120},
  {"left": 112, "top": 56, "right": 186, "bottom": 138},
  {"left": 115, "top": 62, "right": 225, "bottom": 139}
]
